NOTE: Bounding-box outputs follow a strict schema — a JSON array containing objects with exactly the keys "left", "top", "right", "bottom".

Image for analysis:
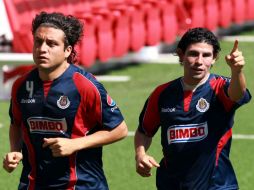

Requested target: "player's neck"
[
  {"left": 181, "top": 74, "right": 210, "bottom": 92},
  {"left": 38, "top": 62, "right": 70, "bottom": 81}
]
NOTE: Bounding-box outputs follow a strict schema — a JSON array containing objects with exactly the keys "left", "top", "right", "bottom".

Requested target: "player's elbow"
[{"left": 117, "top": 121, "right": 128, "bottom": 140}]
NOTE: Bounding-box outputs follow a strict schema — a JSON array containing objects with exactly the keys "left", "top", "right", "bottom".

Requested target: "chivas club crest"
[
  {"left": 57, "top": 95, "right": 70, "bottom": 109},
  {"left": 196, "top": 98, "right": 209, "bottom": 112}
]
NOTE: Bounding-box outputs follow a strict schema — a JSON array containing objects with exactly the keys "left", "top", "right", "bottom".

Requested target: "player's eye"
[
  {"left": 187, "top": 51, "right": 199, "bottom": 57},
  {"left": 203, "top": 53, "right": 213, "bottom": 57},
  {"left": 47, "top": 41, "right": 57, "bottom": 47}
]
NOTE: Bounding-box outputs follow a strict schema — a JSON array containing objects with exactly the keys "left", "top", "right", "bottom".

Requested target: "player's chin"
[{"left": 35, "top": 61, "right": 51, "bottom": 68}]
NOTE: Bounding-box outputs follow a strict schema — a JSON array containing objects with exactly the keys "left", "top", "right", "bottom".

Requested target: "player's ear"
[
  {"left": 176, "top": 48, "right": 184, "bottom": 63},
  {"left": 64, "top": 45, "right": 72, "bottom": 59}
]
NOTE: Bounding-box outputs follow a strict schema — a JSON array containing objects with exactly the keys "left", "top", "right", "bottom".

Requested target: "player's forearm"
[
  {"left": 134, "top": 130, "right": 152, "bottom": 159},
  {"left": 74, "top": 121, "right": 128, "bottom": 150},
  {"left": 228, "top": 70, "right": 246, "bottom": 102},
  {"left": 9, "top": 124, "right": 23, "bottom": 152}
]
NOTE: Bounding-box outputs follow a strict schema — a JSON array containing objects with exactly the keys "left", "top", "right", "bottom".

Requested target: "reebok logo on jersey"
[
  {"left": 167, "top": 122, "right": 208, "bottom": 144},
  {"left": 21, "top": 98, "right": 36, "bottom": 104},
  {"left": 27, "top": 117, "right": 67, "bottom": 134},
  {"left": 161, "top": 107, "right": 176, "bottom": 112}
]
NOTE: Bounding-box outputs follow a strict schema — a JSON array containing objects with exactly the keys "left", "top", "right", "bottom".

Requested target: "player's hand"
[
  {"left": 135, "top": 153, "right": 160, "bottom": 177},
  {"left": 43, "top": 138, "right": 78, "bottom": 157},
  {"left": 225, "top": 40, "right": 245, "bottom": 73},
  {"left": 3, "top": 152, "right": 23, "bottom": 173}
]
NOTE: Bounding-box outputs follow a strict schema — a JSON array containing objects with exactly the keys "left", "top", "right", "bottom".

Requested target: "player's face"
[
  {"left": 33, "top": 26, "right": 72, "bottom": 72},
  {"left": 181, "top": 42, "right": 216, "bottom": 85}
]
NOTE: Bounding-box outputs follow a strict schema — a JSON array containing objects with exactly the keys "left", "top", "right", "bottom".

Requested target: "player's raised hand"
[
  {"left": 3, "top": 152, "right": 23, "bottom": 173},
  {"left": 135, "top": 153, "right": 160, "bottom": 177},
  {"left": 225, "top": 40, "right": 245, "bottom": 72},
  {"left": 43, "top": 138, "right": 78, "bottom": 157}
]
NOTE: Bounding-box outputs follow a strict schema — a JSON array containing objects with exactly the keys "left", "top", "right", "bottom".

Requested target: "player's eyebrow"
[{"left": 187, "top": 50, "right": 213, "bottom": 57}]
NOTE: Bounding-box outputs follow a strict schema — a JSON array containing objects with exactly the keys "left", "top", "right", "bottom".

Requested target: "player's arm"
[
  {"left": 3, "top": 123, "right": 23, "bottom": 173},
  {"left": 225, "top": 40, "right": 247, "bottom": 102},
  {"left": 134, "top": 130, "right": 159, "bottom": 177},
  {"left": 43, "top": 121, "right": 128, "bottom": 157}
]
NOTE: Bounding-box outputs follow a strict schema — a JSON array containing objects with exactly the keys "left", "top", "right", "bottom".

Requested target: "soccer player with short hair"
[
  {"left": 3, "top": 12, "right": 128, "bottom": 190},
  {"left": 134, "top": 27, "right": 251, "bottom": 190}
]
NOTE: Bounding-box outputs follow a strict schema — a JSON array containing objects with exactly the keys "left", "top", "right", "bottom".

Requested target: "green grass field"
[{"left": 0, "top": 39, "right": 254, "bottom": 189}]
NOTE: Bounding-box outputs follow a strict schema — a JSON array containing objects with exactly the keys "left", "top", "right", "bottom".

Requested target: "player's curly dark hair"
[
  {"left": 177, "top": 27, "right": 221, "bottom": 64},
  {"left": 32, "top": 12, "right": 83, "bottom": 64}
]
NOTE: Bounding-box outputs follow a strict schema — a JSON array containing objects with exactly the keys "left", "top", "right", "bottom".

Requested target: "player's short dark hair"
[
  {"left": 177, "top": 27, "right": 221, "bottom": 59},
  {"left": 32, "top": 12, "right": 84, "bottom": 64}
]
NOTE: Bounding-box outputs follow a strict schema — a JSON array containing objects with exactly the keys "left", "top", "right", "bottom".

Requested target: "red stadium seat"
[
  {"left": 107, "top": 0, "right": 131, "bottom": 58},
  {"left": 44, "top": 0, "right": 73, "bottom": 15},
  {"left": 143, "top": 0, "right": 162, "bottom": 46},
  {"left": 246, "top": 0, "right": 254, "bottom": 20},
  {"left": 204, "top": 0, "right": 219, "bottom": 31},
  {"left": 125, "top": 0, "right": 146, "bottom": 52},
  {"left": 160, "top": 0, "right": 178, "bottom": 44},
  {"left": 74, "top": 2, "right": 97, "bottom": 68},
  {"left": 3, "top": 0, "right": 33, "bottom": 52},
  {"left": 184, "top": 0, "right": 205, "bottom": 28},
  {"left": 79, "top": 15, "right": 97, "bottom": 68},
  {"left": 172, "top": 0, "right": 192, "bottom": 36},
  {"left": 231, "top": 0, "right": 246, "bottom": 24},
  {"left": 217, "top": 0, "right": 233, "bottom": 28},
  {"left": 91, "top": 1, "right": 114, "bottom": 63}
]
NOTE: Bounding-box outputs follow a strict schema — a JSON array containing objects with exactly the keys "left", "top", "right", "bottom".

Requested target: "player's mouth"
[
  {"left": 192, "top": 67, "right": 203, "bottom": 72},
  {"left": 36, "top": 56, "right": 49, "bottom": 63},
  {"left": 37, "top": 55, "right": 48, "bottom": 60}
]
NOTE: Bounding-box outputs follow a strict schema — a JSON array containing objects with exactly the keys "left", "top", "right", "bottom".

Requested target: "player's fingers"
[
  {"left": 137, "top": 170, "right": 152, "bottom": 177},
  {"left": 42, "top": 138, "right": 58, "bottom": 148},
  {"left": 140, "top": 160, "right": 153, "bottom": 170},
  {"left": 233, "top": 56, "right": 244, "bottom": 63},
  {"left": 149, "top": 158, "right": 160, "bottom": 168},
  {"left": 5, "top": 154, "right": 17, "bottom": 163},
  {"left": 14, "top": 152, "right": 23, "bottom": 162},
  {"left": 230, "top": 40, "right": 238, "bottom": 54},
  {"left": 225, "top": 55, "right": 232, "bottom": 62},
  {"left": 3, "top": 161, "right": 18, "bottom": 173},
  {"left": 136, "top": 165, "right": 152, "bottom": 177}
]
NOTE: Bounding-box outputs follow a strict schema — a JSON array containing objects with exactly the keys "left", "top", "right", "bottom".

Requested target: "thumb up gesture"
[{"left": 225, "top": 40, "right": 245, "bottom": 73}]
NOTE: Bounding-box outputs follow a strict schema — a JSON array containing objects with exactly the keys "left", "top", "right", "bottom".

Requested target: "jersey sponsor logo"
[
  {"left": 167, "top": 122, "right": 208, "bottom": 144},
  {"left": 57, "top": 95, "right": 70, "bottom": 109},
  {"left": 161, "top": 107, "right": 176, "bottom": 112},
  {"left": 196, "top": 98, "right": 210, "bottom": 112},
  {"left": 107, "top": 94, "right": 116, "bottom": 107},
  {"left": 27, "top": 117, "right": 67, "bottom": 134},
  {"left": 107, "top": 94, "right": 118, "bottom": 112}
]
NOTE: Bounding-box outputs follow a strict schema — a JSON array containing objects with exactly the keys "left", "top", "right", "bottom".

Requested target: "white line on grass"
[
  {"left": 221, "top": 35, "right": 254, "bottom": 42},
  {"left": 127, "top": 131, "right": 254, "bottom": 140},
  {"left": 233, "top": 134, "right": 254, "bottom": 140},
  {"left": 95, "top": 75, "right": 130, "bottom": 82},
  {"left": 0, "top": 123, "right": 3, "bottom": 128}
]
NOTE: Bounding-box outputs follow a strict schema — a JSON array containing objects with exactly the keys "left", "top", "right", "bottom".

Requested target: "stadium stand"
[{"left": 1, "top": 0, "right": 254, "bottom": 88}]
